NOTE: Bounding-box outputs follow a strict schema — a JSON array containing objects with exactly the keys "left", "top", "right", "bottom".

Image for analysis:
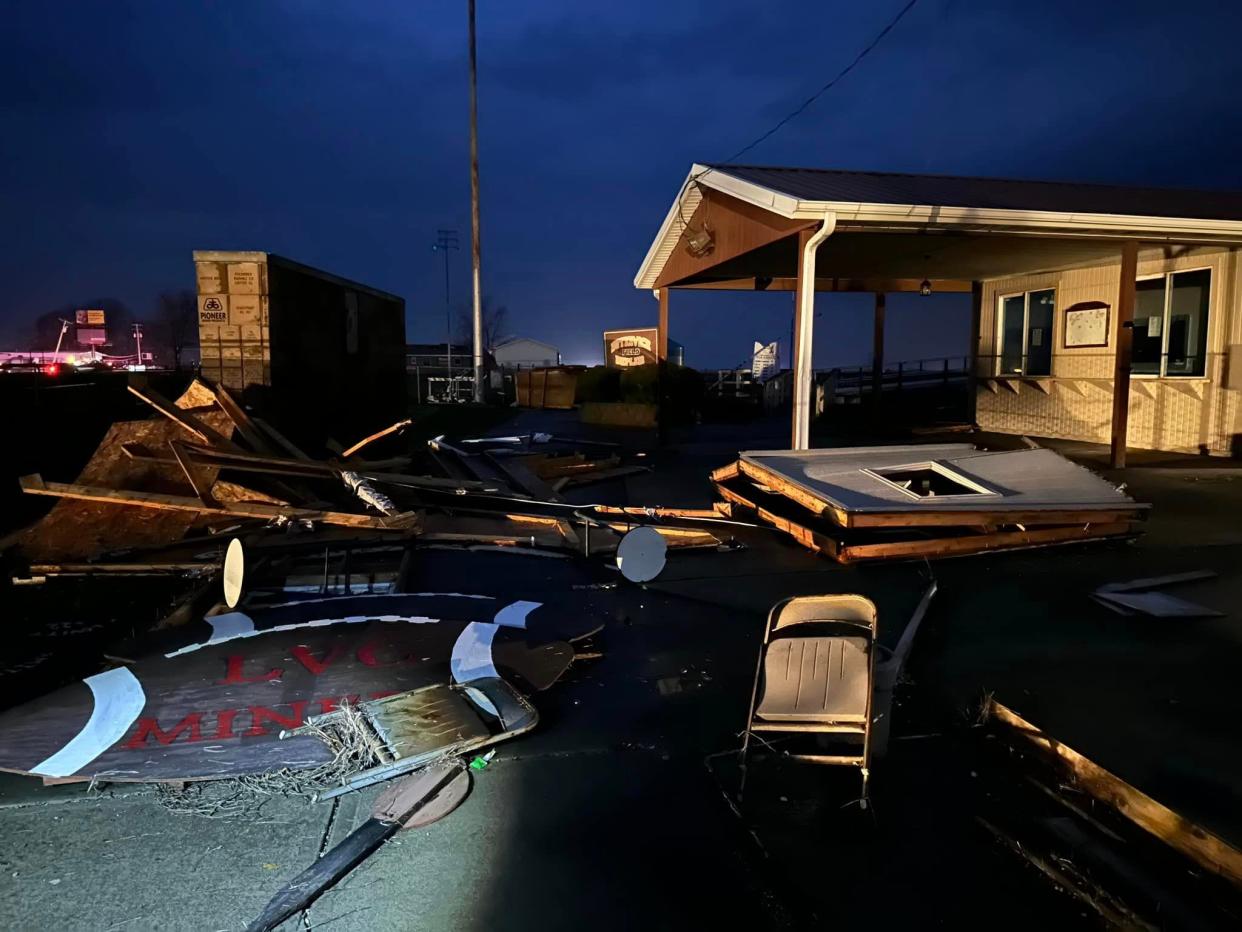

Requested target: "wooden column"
[
  {"left": 791, "top": 228, "right": 816, "bottom": 449},
  {"left": 871, "top": 292, "right": 886, "bottom": 404},
  {"left": 968, "top": 281, "right": 982, "bottom": 424},
  {"left": 1110, "top": 242, "right": 1140, "bottom": 468},
  {"left": 657, "top": 287, "right": 669, "bottom": 445},
  {"left": 657, "top": 288, "right": 669, "bottom": 360}
]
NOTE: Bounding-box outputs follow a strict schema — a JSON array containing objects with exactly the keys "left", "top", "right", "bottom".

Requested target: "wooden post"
[
  {"left": 1110, "top": 242, "right": 1140, "bottom": 468},
  {"left": 657, "top": 288, "right": 669, "bottom": 361},
  {"left": 657, "top": 287, "right": 669, "bottom": 445},
  {"left": 871, "top": 292, "right": 886, "bottom": 404},
  {"left": 968, "top": 281, "right": 982, "bottom": 424}
]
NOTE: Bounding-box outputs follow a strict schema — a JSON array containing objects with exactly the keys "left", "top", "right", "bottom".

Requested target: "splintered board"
[{"left": 0, "top": 617, "right": 572, "bottom": 782}]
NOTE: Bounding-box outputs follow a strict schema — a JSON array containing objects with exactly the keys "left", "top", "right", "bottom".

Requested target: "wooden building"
[{"left": 636, "top": 165, "right": 1242, "bottom": 463}]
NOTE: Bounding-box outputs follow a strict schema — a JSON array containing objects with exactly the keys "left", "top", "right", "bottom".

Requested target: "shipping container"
[{"left": 193, "top": 250, "right": 406, "bottom": 444}]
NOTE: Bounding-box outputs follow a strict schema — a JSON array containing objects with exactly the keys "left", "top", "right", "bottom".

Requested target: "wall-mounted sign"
[
  {"left": 752, "top": 340, "right": 779, "bottom": 379},
  {"left": 1063, "top": 301, "right": 1109, "bottom": 348},
  {"left": 604, "top": 327, "right": 658, "bottom": 368}
]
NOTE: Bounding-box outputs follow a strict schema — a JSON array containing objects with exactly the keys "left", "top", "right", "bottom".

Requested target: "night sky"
[{"left": 4, "top": 1, "right": 1242, "bottom": 368}]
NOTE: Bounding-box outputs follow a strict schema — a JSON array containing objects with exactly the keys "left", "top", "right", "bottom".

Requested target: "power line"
[{"left": 676, "top": 0, "right": 922, "bottom": 229}]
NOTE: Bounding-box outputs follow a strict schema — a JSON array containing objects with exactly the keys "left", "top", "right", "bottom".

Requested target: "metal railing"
[{"left": 817, "top": 356, "right": 970, "bottom": 405}]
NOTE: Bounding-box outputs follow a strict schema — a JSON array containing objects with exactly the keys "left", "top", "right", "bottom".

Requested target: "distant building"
[{"left": 492, "top": 336, "right": 560, "bottom": 368}]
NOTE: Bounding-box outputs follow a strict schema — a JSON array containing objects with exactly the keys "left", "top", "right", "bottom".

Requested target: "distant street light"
[{"left": 432, "top": 229, "right": 460, "bottom": 391}]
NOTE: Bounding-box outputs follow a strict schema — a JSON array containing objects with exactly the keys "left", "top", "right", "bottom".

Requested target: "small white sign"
[{"left": 1147, "top": 316, "right": 1162, "bottom": 338}]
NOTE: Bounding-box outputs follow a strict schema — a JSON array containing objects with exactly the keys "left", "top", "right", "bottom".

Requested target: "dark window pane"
[
  {"left": 1131, "top": 278, "right": 1164, "bottom": 375},
  {"left": 1025, "top": 289, "right": 1054, "bottom": 376},
  {"left": 999, "top": 295, "right": 1025, "bottom": 374},
  {"left": 1165, "top": 269, "right": 1210, "bottom": 376}
]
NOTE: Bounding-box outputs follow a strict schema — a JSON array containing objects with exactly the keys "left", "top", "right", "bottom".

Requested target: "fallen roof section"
[{"left": 730, "top": 445, "right": 1145, "bottom": 528}]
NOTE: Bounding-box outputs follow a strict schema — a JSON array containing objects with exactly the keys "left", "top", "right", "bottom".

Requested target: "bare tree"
[
  {"left": 155, "top": 290, "right": 198, "bottom": 370},
  {"left": 455, "top": 297, "right": 508, "bottom": 350}
]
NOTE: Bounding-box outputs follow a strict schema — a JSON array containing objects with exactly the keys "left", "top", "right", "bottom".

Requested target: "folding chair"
[{"left": 739, "top": 594, "right": 877, "bottom": 804}]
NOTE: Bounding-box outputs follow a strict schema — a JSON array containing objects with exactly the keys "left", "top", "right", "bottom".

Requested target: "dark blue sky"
[{"left": 4, "top": 1, "right": 1242, "bottom": 367}]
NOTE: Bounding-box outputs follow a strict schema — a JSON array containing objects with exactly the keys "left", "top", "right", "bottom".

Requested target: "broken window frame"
[
  {"left": 863, "top": 461, "right": 999, "bottom": 501},
  {"left": 995, "top": 287, "right": 1056, "bottom": 377}
]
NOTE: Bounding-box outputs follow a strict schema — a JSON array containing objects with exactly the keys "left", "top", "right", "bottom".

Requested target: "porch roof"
[{"left": 635, "top": 164, "right": 1242, "bottom": 290}]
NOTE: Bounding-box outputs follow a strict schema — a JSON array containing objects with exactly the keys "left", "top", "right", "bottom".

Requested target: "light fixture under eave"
[
  {"left": 919, "top": 278, "right": 932, "bottom": 296},
  {"left": 684, "top": 223, "right": 715, "bottom": 259}
]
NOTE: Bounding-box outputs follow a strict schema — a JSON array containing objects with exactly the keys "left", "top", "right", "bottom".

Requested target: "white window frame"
[
  {"left": 995, "top": 287, "right": 1055, "bottom": 377},
  {"left": 1132, "top": 266, "right": 1212, "bottom": 379},
  {"left": 864, "top": 461, "right": 999, "bottom": 501}
]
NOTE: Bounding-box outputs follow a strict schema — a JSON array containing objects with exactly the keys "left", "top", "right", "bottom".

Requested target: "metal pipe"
[{"left": 792, "top": 214, "right": 837, "bottom": 449}]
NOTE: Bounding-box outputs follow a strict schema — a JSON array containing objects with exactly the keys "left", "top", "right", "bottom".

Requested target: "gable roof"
[
  {"left": 714, "top": 165, "right": 1242, "bottom": 222},
  {"left": 635, "top": 163, "right": 1242, "bottom": 289}
]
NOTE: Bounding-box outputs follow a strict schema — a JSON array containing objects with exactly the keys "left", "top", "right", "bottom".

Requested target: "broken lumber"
[
  {"left": 206, "top": 381, "right": 279, "bottom": 455},
  {"left": 989, "top": 700, "right": 1242, "bottom": 889},
  {"left": 18, "top": 474, "right": 415, "bottom": 530},
  {"left": 126, "top": 384, "right": 239, "bottom": 451},
  {"left": 341, "top": 417, "right": 413, "bottom": 459}
]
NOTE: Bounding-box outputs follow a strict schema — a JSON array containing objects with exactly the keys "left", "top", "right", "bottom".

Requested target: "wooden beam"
[
  {"left": 168, "top": 440, "right": 217, "bottom": 507},
  {"left": 676, "top": 277, "right": 974, "bottom": 294},
  {"left": 342, "top": 418, "right": 414, "bottom": 459},
  {"left": 968, "top": 280, "right": 982, "bottom": 423},
  {"left": 252, "top": 416, "right": 313, "bottom": 461},
  {"left": 18, "top": 474, "right": 414, "bottom": 529},
  {"left": 208, "top": 381, "right": 277, "bottom": 455},
  {"left": 126, "top": 384, "right": 238, "bottom": 449},
  {"left": 872, "top": 293, "right": 886, "bottom": 404},
  {"left": 656, "top": 288, "right": 669, "bottom": 361},
  {"left": 1111, "top": 241, "right": 1139, "bottom": 468},
  {"left": 990, "top": 700, "right": 1242, "bottom": 889}
]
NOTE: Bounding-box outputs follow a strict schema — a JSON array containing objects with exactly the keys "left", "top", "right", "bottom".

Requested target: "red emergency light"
[{"left": 43, "top": 363, "right": 60, "bottom": 376}]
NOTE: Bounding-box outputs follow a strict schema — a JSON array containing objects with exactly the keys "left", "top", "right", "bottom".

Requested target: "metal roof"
[{"left": 711, "top": 165, "right": 1242, "bottom": 223}]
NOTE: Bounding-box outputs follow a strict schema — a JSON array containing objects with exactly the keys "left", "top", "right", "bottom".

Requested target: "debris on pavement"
[
  {"left": 713, "top": 444, "right": 1147, "bottom": 562},
  {"left": 246, "top": 759, "right": 469, "bottom": 932},
  {"left": 1092, "top": 568, "right": 1223, "bottom": 616}
]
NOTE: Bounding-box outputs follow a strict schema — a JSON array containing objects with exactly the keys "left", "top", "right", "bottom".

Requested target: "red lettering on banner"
[
  {"left": 217, "top": 655, "right": 283, "bottom": 685},
  {"left": 213, "top": 708, "right": 240, "bottom": 740},
  {"left": 356, "top": 641, "right": 404, "bottom": 668},
  {"left": 245, "top": 701, "right": 309, "bottom": 737},
  {"left": 290, "top": 645, "right": 346, "bottom": 676},
  {"left": 124, "top": 713, "right": 203, "bottom": 748}
]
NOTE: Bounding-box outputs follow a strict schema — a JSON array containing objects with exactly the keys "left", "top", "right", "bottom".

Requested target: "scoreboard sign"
[{"left": 603, "top": 327, "right": 659, "bottom": 368}]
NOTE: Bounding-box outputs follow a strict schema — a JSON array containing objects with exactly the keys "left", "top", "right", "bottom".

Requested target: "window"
[
  {"left": 997, "top": 289, "right": 1055, "bottom": 376},
  {"left": 867, "top": 462, "right": 996, "bottom": 500},
  {"left": 1132, "top": 269, "right": 1210, "bottom": 377}
]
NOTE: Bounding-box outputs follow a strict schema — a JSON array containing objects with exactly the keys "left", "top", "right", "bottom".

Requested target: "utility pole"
[
  {"left": 432, "top": 229, "right": 460, "bottom": 394},
  {"left": 467, "top": 0, "right": 485, "bottom": 402},
  {"left": 132, "top": 322, "right": 144, "bottom": 368}
]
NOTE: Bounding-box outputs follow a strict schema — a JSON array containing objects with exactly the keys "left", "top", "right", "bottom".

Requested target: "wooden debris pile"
[
  {"left": 10, "top": 379, "right": 423, "bottom": 570},
  {"left": 712, "top": 444, "right": 1148, "bottom": 563}
]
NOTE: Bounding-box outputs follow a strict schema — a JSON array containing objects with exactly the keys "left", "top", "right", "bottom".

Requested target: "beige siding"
[{"left": 977, "top": 247, "right": 1241, "bottom": 454}]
